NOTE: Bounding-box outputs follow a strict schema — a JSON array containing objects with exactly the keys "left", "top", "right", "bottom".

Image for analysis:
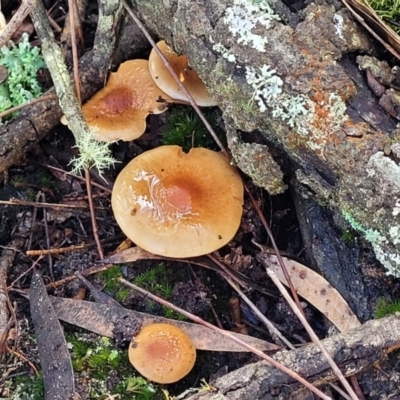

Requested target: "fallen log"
[
  {"left": 133, "top": 0, "right": 400, "bottom": 278},
  {"left": 181, "top": 314, "right": 400, "bottom": 400}
]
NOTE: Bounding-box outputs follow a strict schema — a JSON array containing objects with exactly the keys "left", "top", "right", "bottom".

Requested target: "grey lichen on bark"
[
  {"left": 133, "top": 0, "right": 400, "bottom": 276},
  {"left": 225, "top": 115, "right": 287, "bottom": 194}
]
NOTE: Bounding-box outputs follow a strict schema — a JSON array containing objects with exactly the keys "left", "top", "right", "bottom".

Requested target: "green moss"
[
  {"left": 368, "top": 0, "right": 400, "bottom": 33},
  {"left": 374, "top": 297, "right": 400, "bottom": 318},
  {"left": 35, "top": 171, "right": 56, "bottom": 189},
  {"left": 10, "top": 174, "right": 27, "bottom": 186},
  {"left": 341, "top": 228, "right": 358, "bottom": 243},
  {"left": 162, "top": 306, "right": 186, "bottom": 321},
  {"left": 132, "top": 263, "right": 187, "bottom": 321},
  {"left": 6, "top": 375, "right": 45, "bottom": 400},
  {"left": 25, "top": 188, "right": 37, "bottom": 202},
  {"left": 115, "top": 376, "right": 156, "bottom": 399},
  {"left": 68, "top": 335, "right": 125, "bottom": 379},
  {"left": 97, "top": 265, "right": 130, "bottom": 302},
  {"left": 161, "top": 106, "right": 224, "bottom": 151},
  {"left": 67, "top": 334, "right": 159, "bottom": 399},
  {"left": 134, "top": 263, "right": 173, "bottom": 299}
]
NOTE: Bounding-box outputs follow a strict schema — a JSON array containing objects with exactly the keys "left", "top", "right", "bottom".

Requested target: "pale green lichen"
[
  {"left": 326, "top": 93, "right": 348, "bottom": 127},
  {"left": 245, "top": 65, "right": 313, "bottom": 134},
  {"left": 366, "top": 152, "right": 400, "bottom": 191},
  {"left": 223, "top": 0, "right": 280, "bottom": 52},
  {"left": 0, "top": 33, "right": 46, "bottom": 120},
  {"left": 343, "top": 210, "right": 400, "bottom": 276},
  {"left": 69, "top": 127, "right": 118, "bottom": 178},
  {"left": 393, "top": 199, "right": 400, "bottom": 217},
  {"left": 212, "top": 43, "right": 237, "bottom": 62}
]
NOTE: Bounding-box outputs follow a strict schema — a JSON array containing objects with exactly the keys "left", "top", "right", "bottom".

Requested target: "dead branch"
[{"left": 181, "top": 314, "right": 400, "bottom": 400}]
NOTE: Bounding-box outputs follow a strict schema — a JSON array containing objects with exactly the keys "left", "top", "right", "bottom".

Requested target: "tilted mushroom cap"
[
  {"left": 149, "top": 40, "right": 217, "bottom": 107},
  {"left": 71, "top": 59, "right": 172, "bottom": 142},
  {"left": 128, "top": 323, "right": 196, "bottom": 384},
  {"left": 111, "top": 145, "right": 244, "bottom": 257}
]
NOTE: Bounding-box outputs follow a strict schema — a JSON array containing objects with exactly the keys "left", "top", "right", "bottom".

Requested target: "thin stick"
[
  {"left": 0, "top": 94, "right": 58, "bottom": 119},
  {"left": 68, "top": 0, "right": 81, "bottom": 105},
  {"left": 245, "top": 187, "right": 305, "bottom": 317},
  {"left": 118, "top": 277, "right": 331, "bottom": 400},
  {"left": 67, "top": 0, "right": 101, "bottom": 260},
  {"left": 267, "top": 269, "right": 359, "bottom": 400},
  {"left": 26, "top": 243, "right": 94, "bottom": 256},
  {"left": 0, "top": 199, "right": 105, "bottom": 210},
  {"left": 9, "top": 256, "right": 43, "bottom": 287},
  {"left": 0, "top": 0, "right": 38, "bottom": 48},
  {"left": 85, "top": 168, "right": 103, "bottom": 259},
  {"left": 40, "top": 192, "right": 54, "bottom": 280},
  {"left": 33, "top": 163, "right": 112, "bottom": 193},
  {"left": 27, "top": 193, "right": 41, "bottom": 251}
]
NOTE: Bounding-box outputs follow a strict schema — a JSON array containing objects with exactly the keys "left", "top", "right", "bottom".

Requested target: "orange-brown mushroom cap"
[
  {"left": 79, "top": 59, "right": 172, "bottom": 142},
  {"left": 111, "top": 145, "right": 244, "bottom": 258},
  {"left": 149, "top": 41, "right": 217, "bottom": 107},
  {"left": 128, "top": 323, "right": 196, "bottom": 384}
]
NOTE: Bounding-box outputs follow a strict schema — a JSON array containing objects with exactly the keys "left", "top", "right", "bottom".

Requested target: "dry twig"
[{"left": 0, "top": 0, "right": 38, "bottom": 48}]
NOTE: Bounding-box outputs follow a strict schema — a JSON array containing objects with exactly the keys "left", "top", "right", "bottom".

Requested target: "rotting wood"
[
  {"left": 132, "top": 0, "right": 400, "bottom": 278},
  {"left": 180, "top": 314, "right": 400, "bottom": 400}
]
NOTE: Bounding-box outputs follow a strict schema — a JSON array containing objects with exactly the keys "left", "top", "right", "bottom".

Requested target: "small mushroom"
[
  {"left": 62, "top": 59, "right": 172, "bottom": 142},
  {"left": 111, "top": 145, "right": 244, "bottom": 258},
  {"left": 128, "top": 323, "right": 196, "bottom": 384},
  {"left": 149, "top": 40, "right": 217, "bottom": 107}
]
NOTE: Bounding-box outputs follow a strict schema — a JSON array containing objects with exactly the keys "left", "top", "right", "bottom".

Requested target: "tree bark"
[{"left": 133, "top": 0, "right": 400, "bottom": 278}]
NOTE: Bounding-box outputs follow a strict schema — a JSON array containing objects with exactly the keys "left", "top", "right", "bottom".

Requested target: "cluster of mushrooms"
[
  {"left": 62, "top": 40, "right": 218, "bottom": 142},
  {"left": 66, "top": 41, "right": 245, "bottom": 383},
  {"left": 64, "top": 40, "right": 245, "bottom": 259}
]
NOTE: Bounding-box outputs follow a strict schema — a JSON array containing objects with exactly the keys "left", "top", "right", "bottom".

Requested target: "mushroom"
[
  {"left": 128, "top": 323, "right": 196, "bottom": 384},
  {"left": 62, "top": 59, "right": 172, "bottom": 142},
  {"left": 111, "top": 145, "right": 244, "bottom": 258},
  {"left": 149, "top": 40, "right": 217, "bottom": 107}
]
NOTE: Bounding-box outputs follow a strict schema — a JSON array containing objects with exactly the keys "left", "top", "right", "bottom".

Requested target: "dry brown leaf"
[
  {"left": 343, "top": 0, "right": 400, "bottom": 59},
  {"left": 262, "top": 254, "right": 361, "bottom": 332},
  {"left": 51, "top": 297, "right": 280, "bottom": 352}
]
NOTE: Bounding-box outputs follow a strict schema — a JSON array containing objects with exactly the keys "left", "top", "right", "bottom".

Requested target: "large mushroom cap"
[
  {"left": 128, "top": 323, "right": 196, "bottom": 384},
  {"left": 111, "top": 145, "right": 244, "bottom": 258},
  {"left": 78, "top": 59, "right": 172, "bottom": 142},
  {"left": 149, "top": 41, "right": 217, "bottom": 107}
]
